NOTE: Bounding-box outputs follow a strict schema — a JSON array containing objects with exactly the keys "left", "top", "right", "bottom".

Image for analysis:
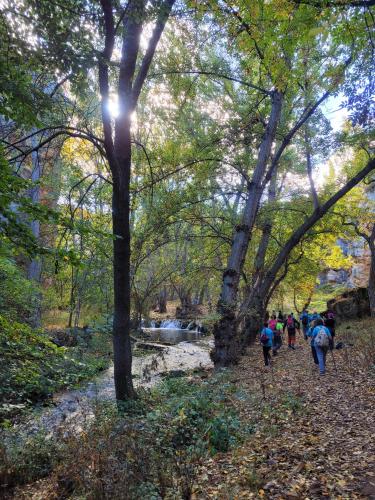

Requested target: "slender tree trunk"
[
  {"left": 368, "top": 255, "right": 375, "bottom": 317},
  {"left": 367, "top": 229, "right": 375, "bottom": 317},
  {"left": 68, "top": 267, "right": 76, "bottom": 328},
  {"left": 251, "top": 168, "right": 277, "bottom": 289},
  {"left": 27, "top": 134, "right": 43, "bottom": 327},
  {"left": 158, "top": 287, "right": 167, "bottom": 313},
  {"left": 212, "top": 91, "right": 283, "bottom": 366},
  {"left": 239, "top": 170, "right": 278, "bottom": 347},
  {"left": 242, "top": 292, "right": 265, "bottom": 347},
  {"left": 198, "top": 284, "right": 206, "bottom": 305}
]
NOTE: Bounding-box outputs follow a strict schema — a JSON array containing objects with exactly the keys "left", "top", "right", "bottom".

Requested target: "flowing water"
[
  {"left": 11, "top": 325, "right": 213, "bottom": 437},
  {"left": 142, "top": 318, "right": 205, "bottom": 344}
]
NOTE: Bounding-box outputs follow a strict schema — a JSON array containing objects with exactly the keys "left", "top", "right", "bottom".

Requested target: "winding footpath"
[{"left": 194, "top": 329, "right": 375, "bottom": 499}]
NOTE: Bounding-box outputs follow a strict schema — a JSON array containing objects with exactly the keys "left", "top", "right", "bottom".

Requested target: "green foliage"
[
  {"left": 0, "top": 371, "right": 252, "bottom": 496},
  {"left": 0, "top": 315, "right": 111, "bottom": 420},
  {"left": 0, "top": 257, "right": 38, "bottom": 321},
  {"left": 151, "top": 373, "right": 250, "bottom": 455},
  {"left": 0, "top": 430, "right": 61, "bottom": 486},
  {"left": 0, "top": 154, "right": 62, "bottom": 257}
]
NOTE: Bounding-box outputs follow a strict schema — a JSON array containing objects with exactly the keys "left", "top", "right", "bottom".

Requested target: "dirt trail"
[{"left": 194, "top": 333, "right": 375, "bottom": 499}]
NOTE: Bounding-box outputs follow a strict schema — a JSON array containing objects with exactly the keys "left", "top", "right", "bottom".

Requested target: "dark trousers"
[
  {"left": 273, "top": 334, "right": 282, "bottom": 352},
  {"left": 311, "top": 345, "right": 319, "bottom": 365},
  {"left": 328, "top": 329, "right": 335, "bottom": 350},
  {"left": 288, "top": 330, "right": 296, "bottom": 346},
  {"left": 263, "top": 346, "right": 271, "bottom": 366}
]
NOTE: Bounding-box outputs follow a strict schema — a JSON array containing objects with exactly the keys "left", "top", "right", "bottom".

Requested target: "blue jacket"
[
  {"left": 309, "top": 313, "right": 321, "bottom": 326},
  {"left": 307, "top": 325, "right": 331, "bottom": 347},
  {"left": 260, "top": 327, "right": 274, "bottom": 347},
  {"left": 300, "top": 312, "right": 309, "bottom": 326}
]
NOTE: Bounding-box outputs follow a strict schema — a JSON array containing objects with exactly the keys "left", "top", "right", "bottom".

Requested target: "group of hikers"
[{"left": 260, "top": 309, "right": 336, "bottom": 375}]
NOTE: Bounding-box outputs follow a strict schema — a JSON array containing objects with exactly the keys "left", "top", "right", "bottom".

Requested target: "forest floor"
[
  {"left": 193, "top": 320, "right": 375, "bottom": 499},
  {"left": 3, "top": 319, "right": 375, "bottom": 499}
]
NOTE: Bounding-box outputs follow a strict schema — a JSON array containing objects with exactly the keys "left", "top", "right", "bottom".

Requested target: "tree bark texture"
[
  {"left": 367, "top": 226, "right": 375, "bottom": 317},
  {"left": 212, "top": 91, "right": 283, "bottom": 366},
  {"left": 158, "top": 287, "right": 168, "bottom": 313},
  {"left": 99, "top": 0, "right": 175, "bottom": 399},
  {"left": 27, "top": 133, "right": 43, "bottom": 327}
]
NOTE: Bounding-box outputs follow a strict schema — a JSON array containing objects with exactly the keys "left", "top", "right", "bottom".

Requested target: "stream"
[{"left": 12, "top": 322, "right": 213, "bottom": 437}]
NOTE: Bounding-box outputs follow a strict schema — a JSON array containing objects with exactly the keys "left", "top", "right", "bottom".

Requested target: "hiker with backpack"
[
  {"left": 300, "top": 309, "right": 309, "bottom": 340},
  {"left": 309, "top": 311, "right": 321, "bottom": 326},
  {"left": 308, "top": 318, "right": 332, "bottom": 375},
  {"left": 268, "top": 315, "right": 280, "bottom": 355},
  {"left": 324, "top": 310, "right": 336, "bottom": 350},
  {"left": 273, "top": 317, "right": 284, "bottom": 354},
  {"left": 260, "top": 321, "right": 274, "bottom": 366},
  {"left": 283, "top": 314, "right": 300, "bottom": 350}
]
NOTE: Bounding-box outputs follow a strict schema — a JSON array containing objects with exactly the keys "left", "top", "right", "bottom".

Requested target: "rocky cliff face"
[
  {"left": 319, "top": 184, "right": 374, "bottom": 289},
  {"left": 319, "top": 239, "right": 371, "bottom": 288}
]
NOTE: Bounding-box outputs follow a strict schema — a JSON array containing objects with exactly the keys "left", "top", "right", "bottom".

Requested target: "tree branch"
[
  {"left": 294, "top": 0, "right": 375, "bottom": 8},
  {"left": 99, "top": 0, "right": 117, "bottom": 177},
  {"left": 260, "top": 156, "right": 375, "bottom": 298},
  {"left": 132, "top": 0, "right": 176, "bottom": 107},
  {"left": 148, "top": 70, "right": 271, "bottom": 95}
]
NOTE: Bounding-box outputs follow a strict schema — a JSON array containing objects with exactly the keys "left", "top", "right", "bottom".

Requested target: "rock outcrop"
[
  {"left": 327, "top": 287, "right": 370, "bottom": 321},
  {"left": 319, "top": 239, "right": 371, "bottom": 288}
]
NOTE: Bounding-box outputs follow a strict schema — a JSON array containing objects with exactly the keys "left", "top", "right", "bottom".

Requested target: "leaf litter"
[{"left": 193, "top": 322, "right": 375, "bottom": 499}]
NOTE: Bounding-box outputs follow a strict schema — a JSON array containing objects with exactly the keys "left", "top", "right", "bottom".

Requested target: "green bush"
[
  {"left": 0, "top": 430, "right": 60, "bottom": 487},
  {"left": 1, "top": 371, "right": 253, "bottom": 497},
  {"left": 0, "top": 314, "right": 110, "bottom": 419},
  {"left": 0, "top": 256, "right": 38, "bottom": 321}
]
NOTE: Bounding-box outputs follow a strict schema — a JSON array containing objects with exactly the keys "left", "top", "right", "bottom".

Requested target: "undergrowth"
[
  {"left": 0, "top": 314, "right": 111, "bottom": 421},
  {"left": 336, "top": 317, "right": 375, "bottom": 373},
  {"left": 0, "top": 371, "right": 254, "bottom": 499}
]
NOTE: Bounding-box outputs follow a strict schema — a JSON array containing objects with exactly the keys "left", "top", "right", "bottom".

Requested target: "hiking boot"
[{"left": 291, "top": 345, "right": 295, "bottom": 350}]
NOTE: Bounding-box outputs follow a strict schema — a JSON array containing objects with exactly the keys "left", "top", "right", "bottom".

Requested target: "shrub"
[
  {"left": 1, "top": 371, "right": 252, "bottom": 497},
  {"left": 0, "top": 314, "right": 111, "bottom": 419},
  {"left": 0, "top": 257, "right": 38, "bottom": 322}
]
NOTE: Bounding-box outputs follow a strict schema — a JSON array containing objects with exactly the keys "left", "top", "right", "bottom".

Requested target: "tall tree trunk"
[
  {"left": 251, "top": 168, "right": 277, "bottom": 290},
  {"left": 242, "top": 291, "right": 265, "bottom": 347},
  {"left": 68, "top": 266, "right": 76, "bottom": 328},
  {"left": 240, "top": 172, "right": 278, "bottom": 346},
  {"left": 198, "top": 284, "right": 206, "bottom": 305},
  {"left": 212, "top": 91, "right": 283, "bottom": 366},
  {"left": 98, "top": 0, "right": 175, "bottom": 400},
  {"left": 367, "top": 228, "right": 375, "bottom": 317},
  {"left": 112, "top": 179, "right": 135, "bottom": 398},
  {"left": 27, "top": 134, "right": 43, "bottom": 327},
  {"left": 158, "top": 287, "right": 167, "bottom": 313}
]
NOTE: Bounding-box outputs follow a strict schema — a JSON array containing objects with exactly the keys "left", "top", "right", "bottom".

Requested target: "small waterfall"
[
  {"left": 150, "top": 320, "right": 156, "bottom": 328},
  {"left": 159, "top": 319, "right": 183, "bottom": 329}
]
